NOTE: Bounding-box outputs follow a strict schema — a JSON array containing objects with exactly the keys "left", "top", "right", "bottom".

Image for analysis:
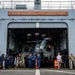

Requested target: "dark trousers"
[
  {"left": 5, "top": 60, "right": 9, "bottom": 68},
  {"left": 38, "top": 61, "right": 41, "bottom": 68},
  {"left": 32, "top": 60, "right": 35, "bottom": 68},
  {"left": 29, "top": 61, "right": 32, "bottom": 68},
  {"left": 72, "top": 61, "right": 74, "bottom": 69}
]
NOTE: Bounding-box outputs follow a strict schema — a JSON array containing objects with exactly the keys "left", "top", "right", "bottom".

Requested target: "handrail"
[{"left": 0, "top": 1, "right": 75, "bottom": 9}]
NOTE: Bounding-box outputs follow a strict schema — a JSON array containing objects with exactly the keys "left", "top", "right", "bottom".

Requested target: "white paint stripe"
[
  {"left": 44, "top": 70, "right": 75, "bottom": 75},
  {"left": 35, "top": 69, "right": 40, "bottom": 75}
]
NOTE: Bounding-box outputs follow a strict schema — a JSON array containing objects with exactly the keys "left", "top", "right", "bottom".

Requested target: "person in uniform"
[
  {"left": 0, "top": 55, "right": 2, "bottom": 68},
  {"left": 36, "top": 54, "right": 41, "bottom": 69},
  {"left": 62, "top": 54, "right": 67, "bottom": 68},
  {"left": 9, "top": 55, "right": 14, "bottom": 68},
  {"left": 5, "top": 55, "right": 10, "bottom": 69},
  {"left": 32, "top": 55, "right": 36, "bottom": 68},
  {"left": 28, "top": 54, "right": 32, "bottom": 68},
  {"left": 2, "top": 54, "right": 5, "bottom": 69},
  {"left": 21, "top": 53, "right": 25, "bottom": 68},
  {"left": 69, "top": 54, "right": 75, "bottom": 69}
]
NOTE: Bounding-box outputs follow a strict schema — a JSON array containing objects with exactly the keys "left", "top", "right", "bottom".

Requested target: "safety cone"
[
  {"left": 35, "top": 60, "right": 38, "bottom": 69},
  {"left": 54, "top": 60, "right": 58, "bottom": 69}
]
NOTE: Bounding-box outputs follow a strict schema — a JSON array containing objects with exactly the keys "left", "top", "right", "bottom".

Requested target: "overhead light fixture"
[
  {"left": 27, "top": 34, "right": 31, "bottom": 41},
  {"left": 35, "top": 33, "right": 39, "bottom": 35},
  {"left": 27, "top": 34, "right": 31, "bottom": 36},
  {"left": 41, "top": 34, "right": 46, "bottom": 37},
  {"left": 35, "top": 33, "right": 39, "bottom": 40}
]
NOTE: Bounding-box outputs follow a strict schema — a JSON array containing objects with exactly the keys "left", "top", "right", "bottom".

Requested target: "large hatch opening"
[{"left": 7, "top": 28, "right": 69, "bottom": 68}]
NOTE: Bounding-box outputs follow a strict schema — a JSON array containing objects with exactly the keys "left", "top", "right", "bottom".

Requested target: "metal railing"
[
  {"left": 41, "top": 1, "right": 75, "bottom": 9},
  {"left": 0, "top": 1, "right": 75, "bottom": 9},
  {"left": 0, "top": 1, "right": 34, "bottom": 9}
]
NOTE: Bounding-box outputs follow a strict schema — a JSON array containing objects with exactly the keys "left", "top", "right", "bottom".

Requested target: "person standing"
[
  {"left": 5, "top": 55, "right": 10, "bottom": 69},
  {"left": 21, "top": 53, "right": 25, "bottom": 68},
  {"left": 56, "top": 53, "right": 62, "bottom": 69},
  {"left": 0, "top": 55, "right": 2, "bottom": 68},
  {"left": 14, "top": 56, "right": 17, "bottom": 68},
  {"left": 32, "top": 55, "right": 36, "bottom": 68},
  {"left": 2, "top": 54, "right": 5, "bottom": 69},
  {"left": 18, "top": 54, "right": 22, "bottom": 68},
  {"left": 62, "top": 54, "right": 67, "bottom": 68},
  {"left": 9, "top": 55, "right": 14, "bottom": 68},
  {"left": 69, "top": 54, "right": 75, "bottom": 69},
  {"left": 36, "top": 54, "right": 41, "bottom": 69},
  {"left": 16, "top": 56, "right": 19, "bottom": 68},
  {"left": 28, "top": 54, "right": 32, "bottom": 68}
]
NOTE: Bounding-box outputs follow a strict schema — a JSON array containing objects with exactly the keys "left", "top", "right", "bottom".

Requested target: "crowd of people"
[
  {"left": 0, "top": 53, "right": 41, "bottom": 69},
  {"left": 0, "top": 52, "right": 74, "bottom": 70},
  {"left": 0, "top": 54, "right": 14, "bottom": 69},
  {"left": 28, "top": 53, "right": 41, "bottom": 69},
  {"left": 56, "top": 53, "right": 75, "bottom": 69}
]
